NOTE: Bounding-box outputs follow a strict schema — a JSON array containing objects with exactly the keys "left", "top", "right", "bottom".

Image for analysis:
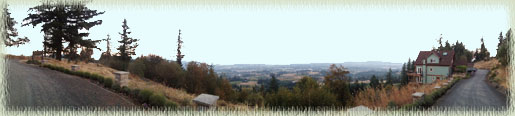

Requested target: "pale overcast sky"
[{"left": 5, "top": 2, "right": 510, "bottom": 65}]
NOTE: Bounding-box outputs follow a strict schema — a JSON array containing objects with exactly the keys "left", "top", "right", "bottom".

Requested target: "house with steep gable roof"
[{"left": 411, "top": 50, "right": 455, "bottom": 84}]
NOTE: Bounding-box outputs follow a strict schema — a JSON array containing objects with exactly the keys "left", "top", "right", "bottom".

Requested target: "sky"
[{"left": 5, "top": 2, "right": 510, "bottom": 65}]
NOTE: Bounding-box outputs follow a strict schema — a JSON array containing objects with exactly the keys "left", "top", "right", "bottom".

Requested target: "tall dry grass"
[
  {"left": 474, "top": 59, "right": 500, "bottom": 69},
  {"left": 354, "top": 79, "right": 450, "bottom": 108}
]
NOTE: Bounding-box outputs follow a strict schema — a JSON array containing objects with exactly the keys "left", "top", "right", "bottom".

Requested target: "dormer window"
[{"left": 430, "top": 59, "right": 434, "bottom": 63}]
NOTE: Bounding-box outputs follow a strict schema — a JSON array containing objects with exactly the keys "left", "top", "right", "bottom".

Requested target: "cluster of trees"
[
  {"left": 99, "top": 19, "right": 139, "bottom": 70},
  {"left": 227, "top": 64, "right": 361, "bottom": 107},
  {"left": 22, "top": 3, "right": 104, "bottom": 62},
  {"left": 400, "top": 58, "right": 415, "bottom": 85},
  {"left": 125, "top": 54, "right": 236, "bottom": 102},
  {"left": 368, "top": 68, "right": 399, "bottom": 89},
  {"left": 6, "top": 2, "right": 144, "bottom": 66},
  {"left": 435, "top": 35, "right": 474, "bottom": 62},
  {"left": 496, "top": 29, "right": 512, "bottom": 66},
  {"left": 265, "top": 77, "right": 338, "bottom": 107}
]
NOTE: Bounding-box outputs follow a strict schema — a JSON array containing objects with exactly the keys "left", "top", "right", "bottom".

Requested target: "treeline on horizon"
[{"left": 3, "top": 1, "right": 512, "bottom": 108}]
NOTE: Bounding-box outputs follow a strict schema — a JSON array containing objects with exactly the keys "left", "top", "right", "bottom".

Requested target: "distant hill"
[{"left": 214, "top": 61, "right": 402, "bottom": 80}]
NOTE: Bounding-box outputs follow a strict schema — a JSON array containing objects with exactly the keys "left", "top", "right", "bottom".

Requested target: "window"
[{"left": 430, "top": 68, "right": 433, "bottom": 72}]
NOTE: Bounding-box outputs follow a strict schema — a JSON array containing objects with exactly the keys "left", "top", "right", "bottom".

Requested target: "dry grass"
[
  {"left": 127, "top": 74, "right": 195, "bottom": 106},
  {"left": 474, "top": 59, "right": 500, "bottom": 69},
  {"left": 474, "top": 59, "right": 509, "bottom": 89},
  {"left": 36, "top": 59, "right": 118, "bottom": 80},
  {"left": 13, "top": 56, "right": 246, "bottom": 108},
  {"left": 354, "top": 79, "right": 451, "bottom": 108},
  {"left": 495, "top": 66, "right": 509, "bottom": 89}
]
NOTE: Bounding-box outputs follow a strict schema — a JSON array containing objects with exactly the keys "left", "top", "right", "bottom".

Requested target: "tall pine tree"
[
  {"left": 385, "top": 68, "right": 393, "bottom": 86},
  {"left": 116, "top": 19, "right": 139, "bottom": 61},
  {"left": 176, "top": 29, "right": 185, "bottom": 68},
  {"left": 268, "top": 73, "right": 279, "bottom": 93},
  {"left": 370, "top": 75, "right": 380, "bottom": 89},
  {"left": 401, "top": 63, "right": 409, "bottom": 85}
]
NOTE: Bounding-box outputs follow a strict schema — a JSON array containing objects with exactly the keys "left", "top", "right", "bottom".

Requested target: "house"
[{"left": 411, "top": 50, "right": 455, "bottom": 84}]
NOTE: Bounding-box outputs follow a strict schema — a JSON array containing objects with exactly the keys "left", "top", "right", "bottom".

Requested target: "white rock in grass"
[
  {"left": 412, "top": 92, "right": 425, "bottom": 102},
  {"left": 193, "top": 94, "right": 219, "bottom": 107}
]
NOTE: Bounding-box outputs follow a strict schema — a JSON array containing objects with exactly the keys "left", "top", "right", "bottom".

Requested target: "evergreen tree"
[
  {"left": 23, "top": 3, "right": 104, "bottom": 60},
  {"left": 369, "top": 75, "right": 380, "bottom": 89},
  {"left": 176, "top": 29, "right": 185, "bottom": 68},
  {"left": 268, "top": 73, "right": 279, "bottom": 93},
  {"left": 475, "top": 37, "right": 490, "bottom": 62},
  {"left": 116, "top": 19, "right": 139, "bottom": 61},
  {"left": 385, "top": 68, "right": 393, "bottom": 86},
  {"left": 406, "top": 58, "right": 413, "bottom": 72},
  {"left": 401, "top": 63, "right": 409, "bottom": 85},
  {"left": 3, "top": 7, "right": 29, "bottom": 47},
  {"left": 497, "top": 32, "right": 504, "bottom": 49},
  {"left": 444, "top": 40, "right": 452, "bottom": 50},
  {"left": 437, "top": 34, "right": 443, "bottom": 50},
  {"left": 497, "top": 29, "right": 512, "bottom": 66}
]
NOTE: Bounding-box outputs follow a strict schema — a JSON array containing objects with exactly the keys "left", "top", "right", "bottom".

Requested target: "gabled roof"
[{"left": 414, "top": 50, "right": 455, "bottom": 66}]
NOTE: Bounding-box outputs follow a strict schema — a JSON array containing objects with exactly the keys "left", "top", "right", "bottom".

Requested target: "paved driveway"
[
  {"left": 6, "top": 59, "right": 134, "bottom": 107},
  {"left": 432, "top": 69, "right": 507, "bottom": 110}
]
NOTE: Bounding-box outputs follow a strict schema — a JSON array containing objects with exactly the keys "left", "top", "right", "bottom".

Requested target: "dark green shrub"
[
  {"left": 149, "top": 93, "right": 167, "bottom": 106},
  {"left": 103, "top": 78, "right": 113, "bottom": 88},
  {"left": 181, "top": 97, "right": 192, "bottom": 106},
  {"left": 423, "top": 95, "right": 434, "bottom": 107},
  {"left": 490, "top": 72, "right": 497, "bottom": 79},
  {"left": 128, "top": 59, "right": 146, "bottom": 78},
  {"left": 71, "top": 71, "right": 80, "bottom": 76},
  {"left": 97, "top": 76, "right": 105, "bottom": 84},
  {"left": 63, "top": 68, "right": 72, "bottom": 74},
  {"left": 455, "top": 65, "right": 467, "bottom": 73},
  {"left": 130, "top": 88, "right": 141, "bottom": 98},
  {"left": 121, "top": 86, "right": 131, "bottom": 94},
  {"left": 138, "top": 89, "right": 154, "bottom": 103},
  {"left": 108, "top": 57, "right": 129, "bottom": 71},
  {"left": 112, "top": 83, "right": 121, "bottom": 92},
  {"left": 90, "top": 74, "right": 99, "bottom": 81},
  {"left": 387, "top": 101, "right": 398, "bottom": 109},
  {"left": 164, "top": 100, "right": 179, "bottom": 108},
  {"left": 26, "top": 60, "right": 41, "bottom": 65},
  {"left": 82, "top": 72, "right": 92, "bottom": 79}
]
